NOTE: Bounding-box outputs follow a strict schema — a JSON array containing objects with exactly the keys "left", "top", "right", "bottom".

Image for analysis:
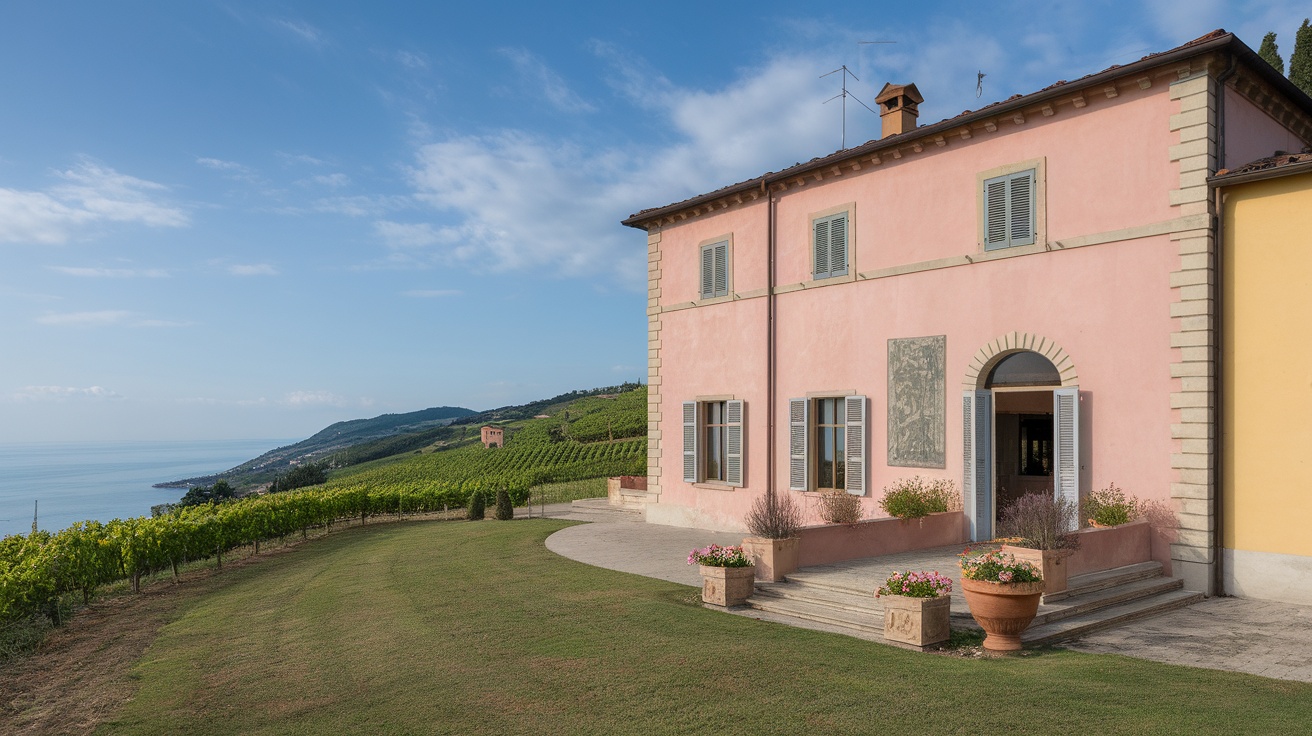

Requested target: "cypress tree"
[
  {"left": 1259, "top": 32, "right": 1285, "bottom": 74},
  {"left": 1292, "top": 19, "right": 1312, "bottom": 97}
]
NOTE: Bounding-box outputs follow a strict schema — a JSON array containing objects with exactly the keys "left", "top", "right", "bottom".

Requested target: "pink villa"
[{"left": 623, "top": 31, "right": 1312, "bottom": 597}]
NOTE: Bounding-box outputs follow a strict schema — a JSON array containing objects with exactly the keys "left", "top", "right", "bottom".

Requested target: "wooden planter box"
[
  {"left": 741, "top": 536, "right": 800, "bottom": 582},
  {"left": 699, "top": 565, "right": 756, "bottom": 606},
  {"left": 882, "top": 594, "right": 951, "bottom": 648}
]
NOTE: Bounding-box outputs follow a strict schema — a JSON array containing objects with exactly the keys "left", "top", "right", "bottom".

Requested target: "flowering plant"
[
  {"left": 958, "top": 547, "right": 1041, "bottom": 584},
  {"left": 687, "top": 544, "right": 753, "bottom": 568},
  {"left": 875, "top": 570, "right": 952, "bottom": 598}
]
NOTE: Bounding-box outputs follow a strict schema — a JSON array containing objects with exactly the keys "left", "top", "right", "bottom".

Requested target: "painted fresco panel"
[{"left": 887, "top": 335, "right": 946, "bottom": 468}]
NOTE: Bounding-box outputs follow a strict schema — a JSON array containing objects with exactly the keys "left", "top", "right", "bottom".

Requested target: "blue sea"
[{"left": 0, "top": 439, "right": 291, "bottom": 538}]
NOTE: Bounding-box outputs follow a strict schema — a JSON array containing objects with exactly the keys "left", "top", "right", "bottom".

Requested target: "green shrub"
[
  {"left": 879, "top": 477, "right": 960, "bottom": 519},
  {"left": 494, "top": 490, "right": 513, "bottom": 521},
  {"left": 467, "top": 491, "right": 486, "bottom": 521},
  {"left": 1083, "top": 483, "right": 1138, "bottom": 527}
]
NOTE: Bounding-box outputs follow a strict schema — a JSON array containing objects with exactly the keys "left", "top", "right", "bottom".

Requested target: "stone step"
[
  {"left": 615, "top": 489, "right": 660, "bottom": 509},
  {"left": 1022, "top": 588, "right": 1205, "bottom": 645},
  {"left": 745, "top": 594, "right": 887, "bottom": 636},
  {"left": 1044, "top": 561, "right": 1164, "bottom": 603},
  {"left": 1031, "top": 575, "right": 1184, "bottom": 626},
  {"left": 752, "top": 581, "right": 879, "bottom": 616},
  {"left": 568, "top": 498, "right": 644, "bottom": 520}
]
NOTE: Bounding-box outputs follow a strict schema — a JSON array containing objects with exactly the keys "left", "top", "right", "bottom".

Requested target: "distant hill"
[
  {"left": 155, "top": 382, "right": 646, "bottom": 492},
  {"left": 154, "top": 405, "right": 476, "bottom": 489}
]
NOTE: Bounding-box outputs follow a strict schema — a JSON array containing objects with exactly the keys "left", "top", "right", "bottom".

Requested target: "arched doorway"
[{"left": 963, "top": 334, "right": 1079, "bottom": 541}]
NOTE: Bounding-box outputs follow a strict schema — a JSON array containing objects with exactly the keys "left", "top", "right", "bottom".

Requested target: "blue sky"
[{"left": 0, "top": 1, "right": 1305, "bottom": 442}]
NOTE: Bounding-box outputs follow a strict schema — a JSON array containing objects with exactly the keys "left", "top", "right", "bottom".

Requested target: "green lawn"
[{"left": 104, "top": 520, "right": 1312, "bottom": 735}]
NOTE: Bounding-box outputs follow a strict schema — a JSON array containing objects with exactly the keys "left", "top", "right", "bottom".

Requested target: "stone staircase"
[
  {"left": 568, "top": 497, "right": 646, "bottom": 521},
  {"left": 746, "top": 560, "right": 1204, "bottom": 646}
]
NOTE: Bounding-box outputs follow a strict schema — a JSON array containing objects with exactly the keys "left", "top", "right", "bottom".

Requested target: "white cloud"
[
  {"left": 228, "top": 263, "right": 279, "bottom": 276},
  {"left": 11, "top": 385, "right": 124, "bottom": 401},
  {"left": 500, "top": 48, "right": 596, "bottom": 114},
  {"left": 275, "top": 18, "right": 327, "bottom": 46},
  {"left": 385, "top": 49, "right": 845, "bottom": 287},
  {"left": 36, "top": 310, "right": 131, "bottom": 326},
  {"left": 50, "top": 266, "right": 170, "bottom": 278},
  {"left": 281, "top": 391, "right": 373, "bottom": 408},
  {"left": 35, "top": 309, "right": 190, "bottom": 327},
  {"left": 277, "top": 152, "right": 329, "bottom": 167},
  {"left": 402, "top": 289, "right": 462, "bottom": 298},
  {"left": 0, "top": 160, "right": 188, "bottom": 244},
  {"left": 395, "top": 50, "right": 430, "bottom": 71},
  {"left": 196, "top": 157, "right": 250, "bottom": 172},
  {"left": 301, "top": 173, "right": 351, "bottom": 188}
]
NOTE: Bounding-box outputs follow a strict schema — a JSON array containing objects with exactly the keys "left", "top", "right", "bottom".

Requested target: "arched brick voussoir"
[{"left": 962, "top": 332, "right": 1079, "bottom": 390}]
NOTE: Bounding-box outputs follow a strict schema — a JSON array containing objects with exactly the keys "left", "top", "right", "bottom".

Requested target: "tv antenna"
[
  {"left": 821, "top": 65, "right": 879, "bottom": 150},
  {"left": 977, "top": 71, "right": 987, "bottom": 98}
]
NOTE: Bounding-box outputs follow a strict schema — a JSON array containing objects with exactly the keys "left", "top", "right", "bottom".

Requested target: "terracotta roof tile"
[{"left": 1216, "top": 148, "right": 1312, "bottom": 177}]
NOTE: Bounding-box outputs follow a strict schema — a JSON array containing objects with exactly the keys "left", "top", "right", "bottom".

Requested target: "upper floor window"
[
  {"left": 699, "top": 239, "right": 729, "bottom": 300},
  {"left": 982, "top": 168, "right": 1037, "bottom": 250},
  {"left": 812, "top": 211, "right": 849, "bottom": 279}
]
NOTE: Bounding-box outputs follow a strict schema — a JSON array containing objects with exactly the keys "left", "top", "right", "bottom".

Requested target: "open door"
[{"left": 963, "top": 390, "right": 993, "bottom": 542}]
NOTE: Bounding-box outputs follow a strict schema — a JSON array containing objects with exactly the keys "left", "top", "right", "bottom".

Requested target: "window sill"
[{"left": 693, "top": 482, "right": 738, "bottom": 492}]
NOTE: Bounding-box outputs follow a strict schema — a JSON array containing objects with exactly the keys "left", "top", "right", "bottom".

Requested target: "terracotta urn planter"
[
  {"left": 699, "top": 565, "right": 757, "bottom": 606},
  {"left": 1001, "top": 545, "right": 1070, "bottom": 596},
  {"left": 881, "top": 594, "right": 951, "bottom": 647},
  {"left": 959, "top": 578, "right": 1044, "bottom": 651},
  {"left": 741, "top": 536, "right": 800, "bottom": 582}
]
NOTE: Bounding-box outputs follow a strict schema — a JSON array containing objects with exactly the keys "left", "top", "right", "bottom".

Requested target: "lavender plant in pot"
[
  {"left": 742, "top": 491, "right": 804, "bottom": 582},
  {"left": 997, "top": 492, "right": 1080, "bottom": 596}
]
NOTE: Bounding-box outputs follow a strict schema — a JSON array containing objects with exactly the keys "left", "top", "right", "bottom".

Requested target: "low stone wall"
[
  {"left": 796, "top": 511, "right": 970, "bottom": 567},
  {"left": 607, "top": 475, "right": 649, "bottom": 505},
  {"left": 1066, "top": 519, "right": 1154, "bottom": 577}
]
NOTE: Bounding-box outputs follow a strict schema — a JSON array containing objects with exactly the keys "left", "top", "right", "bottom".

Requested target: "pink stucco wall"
[
  {"left": 1224, "top": 86, "right": 1308, "bottom": 170},
  {"left": 649, "top": 76, "right": 1194, "bottom": 534}
]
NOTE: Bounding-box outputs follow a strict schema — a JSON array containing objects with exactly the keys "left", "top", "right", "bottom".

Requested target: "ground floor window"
[
  {"left": 815, "top": 397, "right": 846, "bottom": 491},
  {"left": 789, "top": 395, "right": 866, "bottom": 494},
  {"left": 682, "top": 399, "right": 744, "bottom": 487}
]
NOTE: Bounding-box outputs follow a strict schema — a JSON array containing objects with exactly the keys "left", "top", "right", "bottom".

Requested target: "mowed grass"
[{"left": 104, "top": 520, "right": 1312, "bottom": 735}]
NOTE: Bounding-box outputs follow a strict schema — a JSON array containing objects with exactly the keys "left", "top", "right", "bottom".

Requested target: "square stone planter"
[
  {"left": 1002, "top": 545, "right": 1070, "bottom": 597},
  {"left": 881, "top": 594, "right": 952, "bottom": 647},
  {"left": 741, "top": 536, "right": 800, "bottom": 582},
  {"left": 699, "top": 565, "right": 757, "bottom": 606}
]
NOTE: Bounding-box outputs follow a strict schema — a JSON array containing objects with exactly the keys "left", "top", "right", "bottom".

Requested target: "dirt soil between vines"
[{"left": 0, "top": 541, "right": 304, "bottom": 735}]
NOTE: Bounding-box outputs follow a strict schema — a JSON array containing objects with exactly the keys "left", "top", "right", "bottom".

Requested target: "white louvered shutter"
[
  {"left": 963, "top": 390, "right": 993, "bottom": 541},
  {"left": 983, "top": 177, "right": 1009, "bottom": 249},
  {"left": 699, "top": 246, "right": 714, "bottom": 300},
  {"left": 682, "top": 401, "right": 698, "bottom": 483},
  {"left": 1009, "top": 172, "right": 1035, "bottom": 246},
  {"left": 713, "top": 241, "right": 728, "bottom": 298},
  {"left": 1053, "top": 387, "right": 1080, "bottom": 530},
  {"left": 788, "top": 398, "right": 808, "bottom": 491},
  {"left": 813, "top": 218, "right": 830, "bottom": 278},
  {"left": 725, "top": 400, "right": 744, "bottom": 487},
  {"left": 829, "top": 213, "right": 848, "bottom": 277},
  {"left": 843, "top": 394, "right": 865, "bottom": 495}
]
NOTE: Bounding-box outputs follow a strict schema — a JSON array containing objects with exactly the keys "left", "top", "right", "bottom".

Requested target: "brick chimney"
[{"left": 875, "top": 82, "right": 923, "bottom": 139}]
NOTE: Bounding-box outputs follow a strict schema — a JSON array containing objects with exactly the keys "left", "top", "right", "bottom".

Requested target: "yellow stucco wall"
[{"left": 1222, "top": 170, "right": 1312, "bottom": 557}]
